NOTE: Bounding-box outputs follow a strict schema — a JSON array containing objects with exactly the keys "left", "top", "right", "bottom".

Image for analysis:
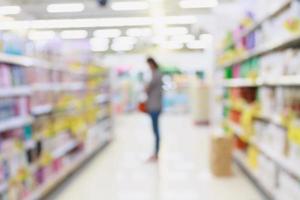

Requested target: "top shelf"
[
  {"left": 0, "top": 53, "right": 86, "bottom": 75},
  {"left": 0, "top": 53, "right": 38, "bottom": 68},
  {"left": 223, "top": 0, "right": 292, "bottom": 50},
  {"left": 219, "top": 33, "right": 300, "bottom": 68},
  {"left": 242, "top": 0, "right": 292, "bottom": 37}
]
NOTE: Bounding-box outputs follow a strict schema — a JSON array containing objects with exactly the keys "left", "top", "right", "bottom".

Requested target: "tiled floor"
[{"left": 47, "top": 113, "right": 265, "bottom": 200}]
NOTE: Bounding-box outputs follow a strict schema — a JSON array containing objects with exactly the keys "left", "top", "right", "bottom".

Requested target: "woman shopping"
[{"left": 145, "top": 57, "right": 163, "bottom": 162}]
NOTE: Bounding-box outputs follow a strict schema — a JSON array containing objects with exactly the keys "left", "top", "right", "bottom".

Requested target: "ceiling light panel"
[
  {"left": 186, "top": 40, "right": 206, "bottom": 49},
  {"left": 111, "top": 1, "right": 149, "bottom": 11},
  {"left": 60, "top": 30, "right": 88, "bottom": 39},
  {"left": 90, "top": 37, "right": 109, "bottom": 52},
  {"left": 47, "top": 3, "right": 85, "bottom": 13},
  {"left": 0, "top": 6, "right": 21, "bottom": 15},
  {"left": 113, "top": 37, "right": 137, "bottom": 45},
  {"left": 126, "top": 28, "right": 152, "bottom": 37},
  {"left": 179, "top": 0, "right": 218, "bottom": 9},
  {"left": 93, "top": 29, "right": 121, "bottom": 38}
]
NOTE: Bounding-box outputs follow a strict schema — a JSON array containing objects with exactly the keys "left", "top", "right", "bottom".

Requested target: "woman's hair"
[{"left": 147, "top": 57, "right": 159, "bottom": 69}]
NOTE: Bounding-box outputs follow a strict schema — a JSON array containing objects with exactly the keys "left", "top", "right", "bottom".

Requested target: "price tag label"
[{"left": 247, "top": 146, "right": 259, "bottom": 169}]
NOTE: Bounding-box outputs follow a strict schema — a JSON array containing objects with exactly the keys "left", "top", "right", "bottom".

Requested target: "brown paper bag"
[{"left": 210, "top": 135, "right": 233, "bottom": 177}]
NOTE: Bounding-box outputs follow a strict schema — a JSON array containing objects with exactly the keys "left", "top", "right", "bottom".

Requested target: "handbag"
[{"left": 138, "top": 101, "right": 147, "bottom": 113}]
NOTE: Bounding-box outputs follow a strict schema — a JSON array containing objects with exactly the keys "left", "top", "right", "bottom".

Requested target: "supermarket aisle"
[{"left": 48, "top": 114, "right": 264, "bottom": 200}]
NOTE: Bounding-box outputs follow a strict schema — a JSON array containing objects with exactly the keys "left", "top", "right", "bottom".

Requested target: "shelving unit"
[
  {"left": 219, "top": 34, "right": 300, "bottom": 68},
  {"left": 31, "top": 104, "right": 54, "bottom": 116},
  {"left": 0, "top": 86, "right": 32, "bottom": 97},
  {"left": 217, "top": 0, "right": 300, "bottom": 199},
  {"left": 230, "top": 121, "right": 300, "bottom": 182},
  {"left": 221, "top": 0, "right": 293, "bottom": 54},
  {"left": 240, "top": 0, "right": 292, "bottom": 37},
  {"left": 222, "top": 75, "right": 300, "bottom": 87},
  {"left": 0, "top": 116, "right": 33, "bottom": 133},
  {"left": 27, "top": 141, "right": 109, "bottom": 200},
  {"left": 0, "top": 53, "right": 113, "bottom": 200},
  {"left": 233, "top": 151, "right": 275, "bottom": 200}
]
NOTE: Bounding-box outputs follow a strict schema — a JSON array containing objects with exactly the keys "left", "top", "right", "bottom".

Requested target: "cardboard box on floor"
[{"left": 210, "top": 135, "right": 233, "bottom": 177}]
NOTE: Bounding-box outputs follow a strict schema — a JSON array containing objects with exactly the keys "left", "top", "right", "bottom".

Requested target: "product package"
[{"left": 210, "top": 135, "right": 233, "bottom": 177}]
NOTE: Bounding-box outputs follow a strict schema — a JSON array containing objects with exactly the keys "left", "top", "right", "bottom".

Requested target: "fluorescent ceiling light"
[
  {"left": 0, "top": 16, "right": 196, "bottom": 30},
  {"left": 91, "top": 45, "right": 109, "bottom": 52},
  {"left": 161, "top": 41, "right": 184, "bottom": 50},
  {"left": 90, "top": 37, "right": 109, "bottom": 45},
  {"left": 60, "top": 30, "right": 88, "bottom": 39},
  {"left": 186, "top": 40, "right": 206, "bottom": 49},
  {"left": 47, "top": 3, "right": 85, "bottom": 13},
  {"left": 164, "top": 27, "right": 188, "bottom": 35},
  {"left": 113, "top": 37, "right": 137, "bottom": 45},
  {"left": 170, "top": 34, "right": 195, "bottom": 43},
  {"left": 179, "top": 0, "right": 218, "bottom": 9},
  {"left": 93, "top": 29, "right": 121, "bottom": 38},
  {"left": 90, "top": 37, "right": 109, "bottom": 52},
  {"left": 28, "top": 30, "right": 56, "bottom": 40},
  {"left": 111, "top": 1, "right": 149, "bottom": 11},
  {"left": 126, "top": 28, "right": 152, "bottom": 37},
  {"left": 0, "top": 6, "right": 21, "bottom": 15}
]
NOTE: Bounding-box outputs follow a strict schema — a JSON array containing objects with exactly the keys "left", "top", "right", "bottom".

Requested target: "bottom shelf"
[
  {"left": 27, "top": 141, "right": 110, "bottom": 200},
  {"left": 233, "top": 151, "right": 275, "bottom": 200}
]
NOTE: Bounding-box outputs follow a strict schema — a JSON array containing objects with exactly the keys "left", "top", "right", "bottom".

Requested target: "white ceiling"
[
  {"left": 0, "top": 0, "right": 241, "bottom": 52},
  {"left": 1, "top": 0, "right": 236, "bottom": 21}
]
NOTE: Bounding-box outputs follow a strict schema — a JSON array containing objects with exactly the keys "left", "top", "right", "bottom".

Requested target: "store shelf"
[
  {"left": 219, "top": 34, "right": 300, "bottom": 68},
  {"left": 241, "top": 0, "right": 292, "bottom": 38},
  {"left": 221, "top": 0, "right": 292, "bottom": 52},
  {"left": 0, "top": 53, "right": 89, "bottom": 78},
  {"left": 222, "top": 78, "right": 257, "bottom": 87},
  {"left": 231, "top": 121, "right": 300, "bottom": 182},
  {"left": 0, "top": 86, "right": 32, "bottom": 97},
  {"left": 31, "top": 104, "right": 53, "bottom": 116},
  {"left": 0, "top": 53, "right": 39, "bottom": 67},
  {"left": 32, "top": 82, "right": 85, "bottom": 92},
  {"left": 52, "top": 140, "right": 79, "bottom": 160},
  {"left": 32, "top": 83, "right": 54, "bottom": 92},
  {"left": 0, "top": 116, "right": 33, "bottom": 133},
  {"left": 222, "top": 75, "right": 300, "bottom": 87},
  {"left": 0, "top": 182, "right": 8, "bottom": 194},
  {"left": 254, "top": 114, "right": 285, "bottom": 128},
  {"left": 54, "top": 82, "right": 85, "bottom": 91},
  {"left": 27, "top": 141, "right": 109, "bottom": 200},
  {"left": 234, "top": 151, "right": 275, "bottom": 200},
  {"left": 251, "top": 140, "right": 300, "bottom": 181}
]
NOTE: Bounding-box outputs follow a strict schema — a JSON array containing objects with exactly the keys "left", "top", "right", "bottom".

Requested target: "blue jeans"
[{"left": 149, "top": 111, "right": 161, "bottom": 156}]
